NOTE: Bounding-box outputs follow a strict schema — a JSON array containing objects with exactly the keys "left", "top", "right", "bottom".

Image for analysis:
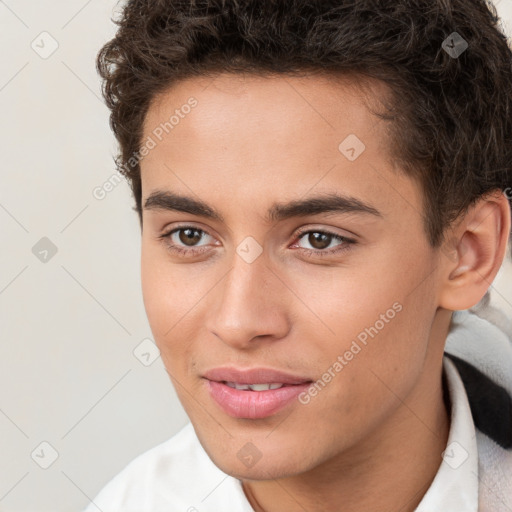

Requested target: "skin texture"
[{"left": 139, "top": 73, "right": 510, "bottom": 512}]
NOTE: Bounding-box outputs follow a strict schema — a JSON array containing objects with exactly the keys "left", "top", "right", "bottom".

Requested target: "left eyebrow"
[
  {"left": 143, "top": 190, "right": 382, "bottom": 222},
  {"left": 267, "top": 193, "right": 382, "bottom": 222}
]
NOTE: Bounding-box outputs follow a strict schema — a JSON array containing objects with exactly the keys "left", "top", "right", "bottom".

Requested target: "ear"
[{"left": 438, "top": 189, "right": 511, "bottom": 311}]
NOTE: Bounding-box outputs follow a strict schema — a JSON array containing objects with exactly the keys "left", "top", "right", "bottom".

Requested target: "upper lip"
[{"left": 203, "top": 367, "right": 312, "bottom": 385}]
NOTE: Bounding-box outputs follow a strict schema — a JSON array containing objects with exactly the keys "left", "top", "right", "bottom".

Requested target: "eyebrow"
[{"left": 143, "top": 190, "right": 382, "bottom": 223}]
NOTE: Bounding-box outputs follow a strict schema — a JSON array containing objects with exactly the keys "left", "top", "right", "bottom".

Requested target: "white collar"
[{"left": 414, "top": 356, "right": 479, "bottom": 511}]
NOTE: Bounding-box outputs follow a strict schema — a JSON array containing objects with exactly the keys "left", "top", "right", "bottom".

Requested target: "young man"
[{"left": 87, "top": 0, "right": 512, "bottom": 510}]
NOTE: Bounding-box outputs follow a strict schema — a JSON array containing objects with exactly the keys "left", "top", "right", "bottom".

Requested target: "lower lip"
[{"left": 205, "top": 380, "right": 311, "bottom": 419}]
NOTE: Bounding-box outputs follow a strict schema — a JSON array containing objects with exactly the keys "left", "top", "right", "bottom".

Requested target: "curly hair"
[{"left": 96, "top": 0, "right": 512, "bottom": 246}]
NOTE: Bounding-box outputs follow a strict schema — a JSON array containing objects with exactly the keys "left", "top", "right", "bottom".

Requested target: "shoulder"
[{"left": 84, "top": 422, "right": 249, "bottom": 512}]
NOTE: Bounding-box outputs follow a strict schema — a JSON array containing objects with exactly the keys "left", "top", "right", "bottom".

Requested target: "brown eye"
[
  {"left": 178, "top": 228, "right": 203, "bottom": 246},
  {"left": 297, "top": 230, "right": 345, "bottom": 251},
  {"left": 158, "top": 226, "right": 215, "bottom": 257},
  {"left": 305, "top": 232, "right": 333, "bottom": 250},
  {"left": 293, "top": 228, "right": 356, "bottom": 258}
]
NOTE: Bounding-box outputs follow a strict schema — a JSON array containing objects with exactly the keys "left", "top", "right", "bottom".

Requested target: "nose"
[{"left": 205, "top": 251, "right": 290, "bottom": 350}]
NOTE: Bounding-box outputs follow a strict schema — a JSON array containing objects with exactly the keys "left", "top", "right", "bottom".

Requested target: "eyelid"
[
  {"left": 159, "top": 223, "right": 217, "bottom": 248},
  {"left": 158, "top": 223, "right": 357, "bottom": 258},
  {"left": 293, "top": 224, "right": 357, "bottom": 241},
  {"left": 159, "top": 222, "right": 216, "bottom": 241},
  {"left": 290, "top": 226, "right": 356, "bottom": 257}
]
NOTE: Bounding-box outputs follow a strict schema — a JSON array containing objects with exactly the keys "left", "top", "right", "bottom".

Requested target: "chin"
[
  {"left": 196, "top": 428, "right": 317, "bottom": 481},
  {"left": 212, "top": 453, "right": 306, "bottom": 481}
]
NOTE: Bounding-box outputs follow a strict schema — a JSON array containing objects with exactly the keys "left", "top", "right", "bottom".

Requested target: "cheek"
[
  {"left": 285, "top": 261, "right": 402, "bottom": 347},
  {"left": 287, "top": 249, "right": 437, "bottom": 387},
  {"left": 140, "top": 243, "right": 188, "bottom": 352},
  {"left": 141, "top": 246, "right": 169, "bottom": 335},
  {"left": 141, "top": 242, "right": 184, "bottom": 326},
  {"left": 140, "top": 243, "right": 216, "bottom": 362}
]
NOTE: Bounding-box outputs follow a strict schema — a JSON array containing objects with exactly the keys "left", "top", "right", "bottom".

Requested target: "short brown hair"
[{"left": 96, "top": 0, "right": 512, "bottom": 246}]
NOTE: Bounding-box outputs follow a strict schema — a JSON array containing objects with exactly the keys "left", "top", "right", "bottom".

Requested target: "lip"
[
  {"left": 203, "top": 367, "right": 312, "bottom": 385},
  {"left": 203, "top": 367, "right": 312, "bottom": 419}
]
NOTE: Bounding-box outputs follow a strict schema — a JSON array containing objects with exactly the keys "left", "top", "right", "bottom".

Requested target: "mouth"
[
  {"left": 223, "top": 382, "right": 289, "bottom": 391},
  {"left": 203, "top": 367, "right": 313, "bottom": 419}
]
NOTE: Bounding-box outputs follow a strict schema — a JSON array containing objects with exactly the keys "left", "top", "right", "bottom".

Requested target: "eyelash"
[
  {"left": 158, "top": 225, "right": 356, "bottom": 259},
  {"left": 293, "top": 227, "right": 356, "bottom": 258}
]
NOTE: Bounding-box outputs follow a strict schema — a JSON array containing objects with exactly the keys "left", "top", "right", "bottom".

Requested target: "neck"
[{"left": 242, "top": 310, "right": 452, "bottom": 512}]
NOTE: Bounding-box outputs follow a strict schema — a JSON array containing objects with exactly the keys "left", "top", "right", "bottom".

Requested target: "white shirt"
[
  {"left": 84, "top": 356, "right": 478, "bottom": 512},
  {"left": 415, "top": 357, "right": 478, "bottom": 512}
]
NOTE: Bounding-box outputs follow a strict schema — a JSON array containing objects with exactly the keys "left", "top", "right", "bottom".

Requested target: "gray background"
[{"left": 0, "top": 0, "right": 511, "bottom": 510}]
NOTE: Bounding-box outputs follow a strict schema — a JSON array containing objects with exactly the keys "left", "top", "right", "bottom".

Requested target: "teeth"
[
  {"left": 249, "top": 383, "right": 282, "bottom": 391},
  {"left": 224, "top": 382, "right": 285, "bottom": 391}
]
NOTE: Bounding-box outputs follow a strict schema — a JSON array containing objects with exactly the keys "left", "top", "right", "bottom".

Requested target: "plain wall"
[{"left": 0, "top": 1, "right": 511, "bottom": 510}]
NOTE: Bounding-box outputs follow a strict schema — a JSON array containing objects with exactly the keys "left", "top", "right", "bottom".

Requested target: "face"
[{"left": 140, "top": 73, "right": 446, "bottom": 480}]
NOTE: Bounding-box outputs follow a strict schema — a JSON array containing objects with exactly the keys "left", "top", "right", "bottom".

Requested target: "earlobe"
[{"left": 439, "top": 191, "right": 511, "bottom": 311}]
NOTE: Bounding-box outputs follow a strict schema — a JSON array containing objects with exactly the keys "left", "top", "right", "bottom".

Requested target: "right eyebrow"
[{"left": 144, "top": 190, "right": 224, "bottom": 221}]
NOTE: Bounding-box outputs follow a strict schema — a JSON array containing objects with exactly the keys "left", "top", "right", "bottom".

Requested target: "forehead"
[
  {"left": 139, "top": 72, "right": 420, "bottom": 224},
  {"left": 142, "top": 72, "right": 391, "bottom": 153}
]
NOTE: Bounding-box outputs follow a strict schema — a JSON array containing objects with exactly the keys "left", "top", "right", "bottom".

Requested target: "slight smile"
[{"left": 203, "top": 367, "right": 313, "bottom": 419}]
